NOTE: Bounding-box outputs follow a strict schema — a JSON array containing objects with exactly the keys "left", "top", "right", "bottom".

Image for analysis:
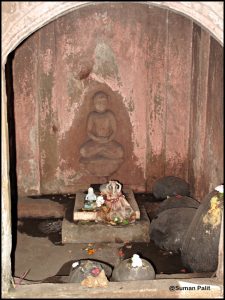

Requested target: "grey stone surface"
[
  {"left": 14, "top": 230, "right": 122, "bottom": 281},
  {"left": 111, "top": 257, "right": 155, "bottom": 282},
  {"left": 7, "top": 278, "right": 223, "bottom": 299},
  {"left": 62, "top": 206, "right": 150, "bottom": 243}
]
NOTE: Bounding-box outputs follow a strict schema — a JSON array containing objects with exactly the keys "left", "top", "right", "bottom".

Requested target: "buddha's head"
[{"left": 93, "top": 91, "right": 108, "bottom": 113}]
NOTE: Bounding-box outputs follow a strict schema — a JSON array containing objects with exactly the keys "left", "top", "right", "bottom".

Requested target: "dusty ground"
[
  {"left": 13, "top": 193, "right": 187, "bottom": 284},
  {"left": 14, "top": 232, "right": 122, "bottom": 282}
]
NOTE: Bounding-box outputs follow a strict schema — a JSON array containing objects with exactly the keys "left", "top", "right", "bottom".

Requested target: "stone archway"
[
  {"left": 1, "top": 1, "right": 223, "bottom": 294},
  {"left": 2, "top": 1, "right": 224, "bottom": 61}
]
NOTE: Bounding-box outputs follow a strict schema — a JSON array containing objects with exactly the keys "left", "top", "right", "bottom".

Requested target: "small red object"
[
  {"left": 180, "top": 268, "right": 187, "bottom": 273},
  {"left": 118, "top": 249, "right": 124, "bottom": 257},
  {"left": 91, "top": 267, "right": 101, "bottom": 277}
]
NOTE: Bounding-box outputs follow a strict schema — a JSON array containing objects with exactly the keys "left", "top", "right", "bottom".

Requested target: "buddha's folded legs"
[{"left": 80, "top": 140, "right": 124, "bottom": 159}]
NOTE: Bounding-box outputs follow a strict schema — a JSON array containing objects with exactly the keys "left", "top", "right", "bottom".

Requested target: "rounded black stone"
[
  {"left": 181, "top": 191, "right": 223, "bottom": 272},
  {"left": 152, "top": 176, "right": 190, "bottom": 200},
  {"left": 153, "top": 196, "right": 199, "bottom": 218},
  {"left": 68, "top": 260, "right": 112, "bottom": 283},
  {"left": 111, "top": 257, "right": 155, "bottom": 281},
  {"left": 149, "top": 207, "right": 197, "bottom": 252}
]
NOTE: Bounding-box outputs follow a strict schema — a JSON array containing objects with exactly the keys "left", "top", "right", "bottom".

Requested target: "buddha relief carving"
[{"left": 80, "top": 91, "right": 124, "bottom": 177}]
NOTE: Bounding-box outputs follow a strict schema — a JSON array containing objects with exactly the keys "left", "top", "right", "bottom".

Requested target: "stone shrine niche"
[
  {"left": 79, "top": 90, "right": 124, "bottom": 178},
  {"left": 11, "top": 3, "right": 223, "bottom": 197},
  {"left": 74, "top": 83, "right": 138, "bottom": 187}
]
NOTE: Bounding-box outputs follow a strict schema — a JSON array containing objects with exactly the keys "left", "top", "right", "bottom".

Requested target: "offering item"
[
  {"left": 97, "top": 180, "right": 136, "bottom": 225},
  {"left": 83, "top": 187, "right": 97, "bottom": 210}
]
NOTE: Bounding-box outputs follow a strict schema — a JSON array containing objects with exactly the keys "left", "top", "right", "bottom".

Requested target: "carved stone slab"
[
  {"left": 63, "top": 205, "right": 150, "bottom": 244},
  {"left": 73, "top": 188, "right": 140, "bottom": 221}
]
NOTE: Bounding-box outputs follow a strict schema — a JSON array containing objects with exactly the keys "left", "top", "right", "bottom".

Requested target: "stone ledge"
[
  {"left": 5, "top": 278, "right": 223, "bottom": 299},
  {"left": 18, "top": 197, "right": 65, "bottom": 218},
  {"left": 62, "top": 206, "right": 150, "bottom": 244}
]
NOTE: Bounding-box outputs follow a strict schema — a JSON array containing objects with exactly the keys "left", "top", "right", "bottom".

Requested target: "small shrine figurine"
[
  {"left": 131, "top": 254, "right": 143, "bottom": 268},
  {"left": 96, "top": 195, "right": 105, "bottom": 207},
  {"left": 84, "top": 187, "right": 97, "bottom": 210},
  {"left": 97, "top": 180, "right": 136, "bottom": 225}
]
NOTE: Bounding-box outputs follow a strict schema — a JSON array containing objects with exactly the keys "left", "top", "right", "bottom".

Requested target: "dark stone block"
[
  {"left": 153, "top": 196, "right": 200, "bottom": 217},
  {"left": 152, "top": 176, "right": 190, "bottom": 200},
  {"left": 149, "top": 207, "right": 197, "bottom": 251},
  {"left": 181, "top": 191, "right": 223, "bottom": 272}
]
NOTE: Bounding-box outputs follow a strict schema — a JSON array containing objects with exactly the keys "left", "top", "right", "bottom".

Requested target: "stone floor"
[
  {"left": 14, "top": 231, "right": 122, "bottom": 282},
  {"left": 7, "top": 193, "right": 222, "bottom": 298},
  {"left": 13, "top": 231, "right": 187, "bottom": 284},
  {"left": 13, "top": 193, "right": 187, "bottom": 284}
]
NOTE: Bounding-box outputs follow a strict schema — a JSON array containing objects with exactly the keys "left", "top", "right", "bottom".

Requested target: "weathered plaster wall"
[
  {"left": 11, "top": 3, "right": 223, "bottom": 197},
  {"left": 1, "top": 1, "right": 224, "bottom": 295},
  {"left": 13, "top": 4, "right": 152, "bottom": 194},
  {"left": 188, "top": 26, "right": 224, "bottom": 200}
]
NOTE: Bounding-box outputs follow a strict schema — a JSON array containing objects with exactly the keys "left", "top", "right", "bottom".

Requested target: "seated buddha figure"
[{"left": 80, "top": 91, "right": 124, "bottom": 161}]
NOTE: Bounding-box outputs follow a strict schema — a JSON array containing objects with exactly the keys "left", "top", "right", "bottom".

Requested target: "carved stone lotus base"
[{"left": 80, "top": 157, "right": 124, "bottom": 177}]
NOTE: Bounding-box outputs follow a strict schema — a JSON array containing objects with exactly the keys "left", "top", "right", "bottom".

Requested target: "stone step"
[
  {"left": 18, "top": 197, "right": 65, "bottom": 218},
  {"left": 62, "top": 205, "right": 150, "bottom": 244}
]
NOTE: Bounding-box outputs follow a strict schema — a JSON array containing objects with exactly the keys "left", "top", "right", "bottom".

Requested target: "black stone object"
[
  {"left": 111, "top": 257, "right": 155, "bottom": 282},
  {"left": 152, "top": 176, "right": 190, "bottom": 200},
  {"left": 149, "top": 207, "right": 197, "bottom": 252},
  {"left": 181, "top": 191, "right": 223, "bottom": 272},
  {"left": 153, "top": 196, "right": 199, "bottom": 218},
  {"left": 68, "top": 260, "right": 112, "bottom": 283}
]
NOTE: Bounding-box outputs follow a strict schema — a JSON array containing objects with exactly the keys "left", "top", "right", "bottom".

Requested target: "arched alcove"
[
  {"left": 7, "top": 2, "right": 224, "bottom": 198},
  {"left": 2, "top": 2, "right": 223, "bottom": 296}
]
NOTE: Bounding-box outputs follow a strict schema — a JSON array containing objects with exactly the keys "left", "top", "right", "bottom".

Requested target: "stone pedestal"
[{"left": 62, "top": 206, "right": 150, "bottom": 244}]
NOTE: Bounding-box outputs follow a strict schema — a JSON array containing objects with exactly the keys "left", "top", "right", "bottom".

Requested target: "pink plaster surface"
[
  {"left": 145, "top": 8, "right": 168, "bottom": 189},
  {"left": 13, "top": 32, "right": 40, "bottom": 195},
  {"left": 164, "top": 12, "right": 192, "bottom": 180},
  {"left": 190, "top": 29, "right": 210, "bottom": 200},
  {"left": 89, "top": 19, "right": 149, "bottom": 174},
  {"left": 112, "top": 21, "right": 148, "bottom": 175},
  {"left": 12, "top": 3, "right": 223, "bottom": 198}
]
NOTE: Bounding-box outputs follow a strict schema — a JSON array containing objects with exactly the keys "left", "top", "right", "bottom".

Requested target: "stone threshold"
[{"left": 5, "top": 278, "right": 223, "bottom": 299}]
